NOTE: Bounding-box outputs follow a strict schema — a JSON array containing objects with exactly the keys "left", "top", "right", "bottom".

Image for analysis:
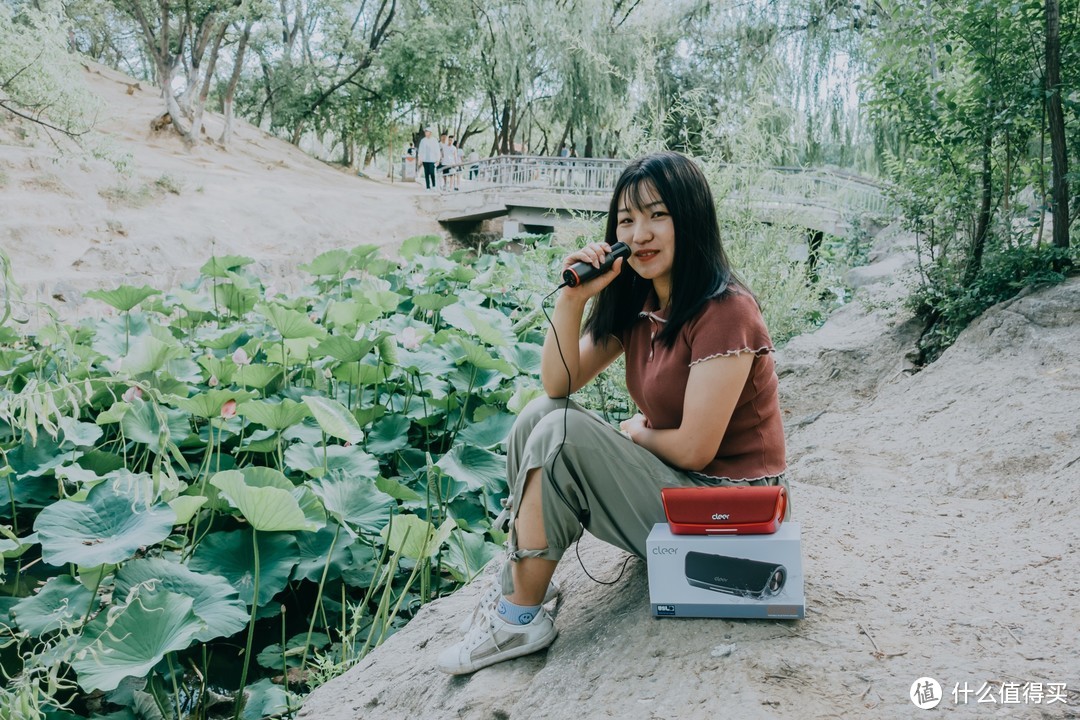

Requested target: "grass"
[{"left": 100, "top": 172, "right": 185, "bottom": 207}]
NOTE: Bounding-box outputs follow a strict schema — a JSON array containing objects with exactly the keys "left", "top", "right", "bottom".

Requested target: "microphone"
[{"left": 560, "top": 242, "right": 631, "bottom": 288}]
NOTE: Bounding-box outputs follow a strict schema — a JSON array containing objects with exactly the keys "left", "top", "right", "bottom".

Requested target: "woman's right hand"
[{"left": 560, "top": 242, "right": 625, "bottom": 300}]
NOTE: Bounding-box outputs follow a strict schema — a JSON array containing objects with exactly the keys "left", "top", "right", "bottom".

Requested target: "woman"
[{"left": 438, "top": 151, "right": 788, "bottom": 675}]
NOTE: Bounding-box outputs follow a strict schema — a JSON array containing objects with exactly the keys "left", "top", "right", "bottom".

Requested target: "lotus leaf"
[
  {"left": 113, "top": 558, "right": 248, "bottom": 642},
  {"left": 34, "top": 481, "right": 176, "bottom": 567},
  {"left": 257, "top": 302, "right": 325, "bottom": 340},
  {"left": 167, "top": 495, "right": 206, "bottom": 524},
  {"left": 450, "top": 337, "right": 516, "bottom": 377},
  {"left": 411, "top": 293, "right": 458, "bottom": 311},
  {"left": 120, "top": 400, "right": 191, "bottom": 454},
  {"left": 441, "top": 303, "right": 516, "bottom": 347},
  {"left": 332, "top": 360, "right": 389, "bottom": 386},
  {"left": 437, "top": 444, "right": 506, "bottom": 493},
  {"left": 240, "top": 678, "right": 295, "bottom": 720},
  {"left": 95, "top": 401, "right": 130, "bottom": 425},
  {"left": 120, "top": 336, "right": 185, "bottom": 376},
  {"left": 84, "top": 285, "right": 160, "bottom": 312},
  {"left": 213, "top": 282, "right": 258, "bottom": 316},
  {"left": 350, "top": 243, "right": 380, "bottom": 268},
  {"left": 375, "top": 475, "right": 423, "bottom": 502},
  {"left": 196, "top": 355, "right": 237, "bottom": 384},
  {"left": 324, "top": 299, "right": 381, "bottom": 330},
  {"left": 210, "top": 470, "right": 324, "bottom": 532},
  {"left": 292, "top": 524, "right": 355, "bottom": 582},
  {"left": 282, "top": 419, "right": 326, "bottom": 445},
  {"left": 353, "top": 404, "right": 387, "bottom": 427},
  {"left": 194, "top": 324, "right": 246, "bottom": 350},
  {"left": 58, "top": 417, "right": 104, "bottom": 449},
  {"left": 502, "top": 342, "right": 544, "bottom": 373},
  {"left": 398, "top": 234, "right": 441, "bottom": 259},
  {"left": 72, "top": 587, "right": 202, "bottom": 692},
  {"left": 200, "top": 255, "right": 254, "bottom": 278},
  {"left": 6, "top": 433, "right": 71, "bottom": 479},
  {"left": 284, "top": 442, "right": 380, "bottom": 479},
  {"left": 76, "top": 450, "right": 126, "bottom": 477},
  {"left": 233, "top": 364, "right": 281, "bottom": 390},
  {"left": 442, "top": 529, "right": 502, "bottom": 583},
  {"left": 380, "top": 515, "right": 454, "bottom": 560},
  {"left": 395, "top": 348, "right": 456, "bottom": 377},
  {"left": 365, "top": 413, "right": 411, "bottom": 454},
  {"left": 299, "top": 248, "right": 353, "bottom": 278},
  {"left": 303, "top": 395, "right": 365, "bottom": 444},
  {"left": 308, "top": 474, "right": 394, "bottom": 533},
  {"left": 11, "top": 575, "right": 94, "bottom": 636},
  {"left": 165, "top": 389, "right": 256, "bottom": 418},
  {"left": 456, "top": 412, "right": 515, "bottom": 449},
  {"left": 360, "top": 288, "right": 403, "bottom": 315},
  {"left": 236, "top": 398, "right": 310, "bottom": 430},
  {"left": 311, "top": 335, "right": 380, "bottom": 363},
  {"left": 283, "top": 336, "right": 319, "bottom": 363},
  {"left": 188, "top": 529, "right": 299, "bottom": 607}
]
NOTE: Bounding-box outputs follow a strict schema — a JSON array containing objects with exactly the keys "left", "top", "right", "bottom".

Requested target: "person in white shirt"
[
  {"left": 468, "top": 148, "right": 480, "bottom": 180},
  {"left": 440, "top": 134, "right": 456, "bottom": 191},
  {"left": 417, "top": 127, "right": 441, "bottom": 190}
]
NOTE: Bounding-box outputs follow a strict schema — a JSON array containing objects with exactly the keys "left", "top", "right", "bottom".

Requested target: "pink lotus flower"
[
  {"left": 122, "top": 386, "right": 143, "bottom": 403},
  {"left": 232, "top": 347, "right": 251, "bottom": 365},
  {"left": 400, "top": 327, "right": 422, "bottom": 350},
  {"left": 208, "top": 375, "right": 220, "bottom": 387},
  {"left": 221, "top": 399, "right": 237, "bottom": 419}
]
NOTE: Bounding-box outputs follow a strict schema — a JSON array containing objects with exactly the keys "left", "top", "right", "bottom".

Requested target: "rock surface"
[{"left": 300, "top": 230, "right": 1080, "bottom": 718}]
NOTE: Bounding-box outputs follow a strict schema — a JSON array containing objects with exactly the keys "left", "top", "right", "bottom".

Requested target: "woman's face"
[{"left": 615, "top": 181, "right": 675, "bottom": 287}]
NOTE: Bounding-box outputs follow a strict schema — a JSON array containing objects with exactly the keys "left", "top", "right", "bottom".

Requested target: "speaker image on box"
[{"left": 684, "top": 551, "right": 787, "bottom": 600}]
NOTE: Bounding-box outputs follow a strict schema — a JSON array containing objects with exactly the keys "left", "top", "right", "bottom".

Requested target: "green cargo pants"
[{"left": 499, "top": 396, "right": 788, "bottom": 594}]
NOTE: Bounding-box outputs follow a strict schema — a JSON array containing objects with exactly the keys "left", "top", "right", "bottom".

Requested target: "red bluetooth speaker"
[{"left": 661, "top": 485, "right": 787, "bottom": 535}]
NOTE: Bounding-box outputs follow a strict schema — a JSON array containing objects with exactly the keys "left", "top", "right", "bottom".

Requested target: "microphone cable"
[{"left": 537, "top": 286, "right": 634, "bottom": 587}]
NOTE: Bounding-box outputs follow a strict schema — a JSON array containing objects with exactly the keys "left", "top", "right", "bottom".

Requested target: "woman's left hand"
[{"left": 620, "top": 413, "right": 648, "bottom": 443}]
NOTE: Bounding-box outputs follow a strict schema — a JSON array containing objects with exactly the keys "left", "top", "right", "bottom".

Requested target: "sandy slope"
[{"left": 0, "top": 60, "right": 439, "bottom": 320}]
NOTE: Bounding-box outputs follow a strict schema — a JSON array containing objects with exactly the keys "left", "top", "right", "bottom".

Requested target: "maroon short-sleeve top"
[{"left": 617, "top": 288, "right": 786, "bottom": 481}]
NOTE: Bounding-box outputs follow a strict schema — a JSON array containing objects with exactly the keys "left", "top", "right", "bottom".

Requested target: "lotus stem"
[
  {"left": 301, "top": 522, "right": 339, "bottom": 671},
  {"left": 234, "top": 529, "right": 261, "bottom": 720}
]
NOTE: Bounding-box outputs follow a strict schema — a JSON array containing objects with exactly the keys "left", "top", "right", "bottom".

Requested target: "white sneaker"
[
  {"left": 437, "top": 605, "right": 557, "bottom": 675},
  {"left": 457, "top": 579, "right": 560, "bottom": 633}
]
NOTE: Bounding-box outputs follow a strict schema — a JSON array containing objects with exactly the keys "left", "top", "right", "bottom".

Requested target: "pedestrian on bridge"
[{"left": 417, "top": 127, "right": 440, "bottom": 190}]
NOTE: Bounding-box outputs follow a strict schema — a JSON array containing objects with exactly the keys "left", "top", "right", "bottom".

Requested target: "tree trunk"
[
  {"left": 498, "top": 101, "right": 511, "bottom": 154},
  {"left": 189, "top": 22, "right": 227, "bottom": 141},
  {"left": 1045, "top": 0, "right": 1070, "bottom": 250},
  {"left": 220, "top": 19, "right": 253, "bottom": 147},
  {"left": 966, "top": 123, "right": 993, "bottom": 284}
]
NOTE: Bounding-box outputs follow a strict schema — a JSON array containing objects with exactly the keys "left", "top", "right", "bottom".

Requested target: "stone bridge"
[{"left": 416, "top": 155, "right": 894, "bottom": 241}]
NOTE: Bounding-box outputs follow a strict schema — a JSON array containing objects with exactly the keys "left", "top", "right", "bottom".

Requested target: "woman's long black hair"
[{"left": 584, "top": 151, "right": 741, "bottom": 347}]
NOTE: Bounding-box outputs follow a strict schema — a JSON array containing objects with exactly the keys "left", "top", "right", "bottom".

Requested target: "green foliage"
[
  {"left": 0, "top": 0, "right": 99, "bottom": 140},
  {"left": 866, "top": 0, "right": 1078, "bottom": 362},
  {"left": 0, "top": 239, "right": 565, "bottom": 718},
  {"left": 908, "top": 244, "right": 1077, "bottom": 363}
]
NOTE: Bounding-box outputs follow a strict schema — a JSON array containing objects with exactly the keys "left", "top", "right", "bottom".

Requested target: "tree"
[
  {"left": 112, "top": 0, "right": 241, "bottom": 144},
  {"left": 1045, "top": 0, "right": 1070, "bottom": 250},
  {"left": 0, "top": 1, "right": 98, "bottom": 144}
]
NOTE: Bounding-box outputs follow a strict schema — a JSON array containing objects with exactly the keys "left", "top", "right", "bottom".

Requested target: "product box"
[{"left": 645, "top": 522, "right": 804, "bottom": 619}]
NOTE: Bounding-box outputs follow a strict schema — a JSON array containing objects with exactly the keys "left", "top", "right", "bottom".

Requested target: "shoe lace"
[
  {"left": 462, "top": 605, "right": 506, "bottom": 653},
  {"left": 463, "top": 583, "right": 500, "bottom": 634}
]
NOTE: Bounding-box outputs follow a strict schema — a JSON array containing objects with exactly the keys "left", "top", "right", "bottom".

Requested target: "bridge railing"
[
  {"left": 457, "top": 155, "right": 625, "bottom": 196},
  {"left": 448, "top": 155, "right": 893, "bottom": 218}
]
